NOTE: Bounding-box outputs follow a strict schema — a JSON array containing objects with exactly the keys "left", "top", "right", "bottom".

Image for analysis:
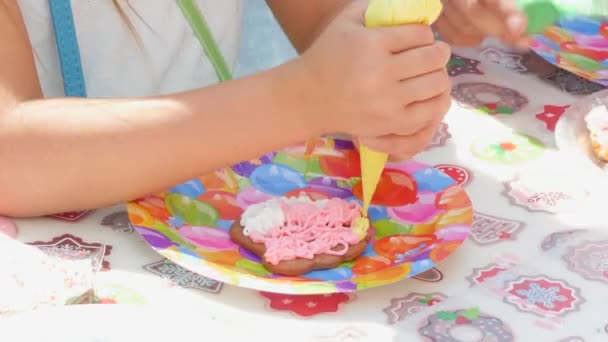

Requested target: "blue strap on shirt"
[
  {"left": 47, "top": 0, "right": 228, "bottom": 97},
  {"left": 48, "top": 0, "right": 88, "bottom": 97}
]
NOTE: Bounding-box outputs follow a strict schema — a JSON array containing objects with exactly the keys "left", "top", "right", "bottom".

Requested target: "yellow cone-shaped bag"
[{"left": 359, "top": 0, "right": 443, "bottom": 220}]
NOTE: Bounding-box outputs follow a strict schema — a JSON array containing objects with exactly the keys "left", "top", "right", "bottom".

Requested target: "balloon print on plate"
[{"left": 127, "top": 138, "right": 473, "bottom": 294}]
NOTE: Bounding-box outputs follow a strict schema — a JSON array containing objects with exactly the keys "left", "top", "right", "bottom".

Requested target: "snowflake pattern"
[
  {"left": 144, "top": 259, "right": 222, "bottom": 293},
  {"left": 503, "top": 175, "right": 587, "bottom": 214},
  {"left": 516, "top": 283, "right": 568, "bottom": 309},
  {"left": 527, "top": 192, "right": 572, "bottom": 207},
  {"left": 505, "top": 276, "right": 583, "bottom": 316}
]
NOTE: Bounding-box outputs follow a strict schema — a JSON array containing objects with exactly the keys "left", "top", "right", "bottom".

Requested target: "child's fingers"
[
  {"left": 439, "top": 0, "right": 477, "bottom": 34},
  {"left": 481, "top": 0, "right": 527, "bottom": 39},
  {"left": 433, "top": 14, "right": 485, "bottom": 47}
]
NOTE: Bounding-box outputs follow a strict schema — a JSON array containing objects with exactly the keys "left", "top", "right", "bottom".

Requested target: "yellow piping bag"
[{"left": 354, "top": 0, "right": 443, "bottom": 240}]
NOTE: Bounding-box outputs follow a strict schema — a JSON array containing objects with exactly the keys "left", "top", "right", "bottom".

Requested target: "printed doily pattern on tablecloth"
[
  {"left": 428, "top": 123, "right": 451, "bottom": 149},
  {"left": 480, "top": 47, "right": 530, "bottom": 73},
  {"left": 434, "top": 164, "right": 471, "bottom": 187},
  {"left": 565, "top": 241, "right": 608, "bottom": 284},
  {"left": 504, "top": 276, "right": 584, "bottom": 317},
  {"left": 470, "top": 213, "right": 525, "bottom": 245},
  {"left": 413, "top": 268, "right": 444, "bottom": 283},
  {"left": 260, "top": 292, "right": 353, "bottom": 317},
  {"left": 541, "top": 230, "right": 587, "bottom": 252},
  {"left": 536, "top": 105, "right": 570, "bottom": 132},
  {"left": 448, "top": 54, "right": 483, "bottom": 77},
  {"left": 384, "top": 292, "right": 447, "bottom": 324},
  {"left": 316, "top": 328, "right": 366, "bottom": 342},
  {"left": 48, "top": 211, "right": 93, "bottom": 222},
  {"left": 144, "top": 259, "right": 223, "bottom": 293},
  {"left": 503, "top": 174, "right": 589, "bottom": 214},
  {"left": 467, "top": 264, "right": 513, "bottom": 286},
  {"left": 471, "top": 132, "right": 544, "bottom": 164},
  {"left": 27, "top": 234, "right": 112, "bottom": 271},
  {"left": 101, "top": 211, "right": 134, "bottom": 233},
  {"left": 418, "top": 307, "right": 515, "bottom": 342},
  {"left": 452, "top": 82, "right": 529, "bottom": 115},
  {"left": 543, "top": 68, "right": 605, "bottom": 96}
]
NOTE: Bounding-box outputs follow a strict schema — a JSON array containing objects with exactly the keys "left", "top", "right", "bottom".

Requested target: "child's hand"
[
  {"left": 433, "top": 0, "right": 529, "bottom": 47},
  {"left": 295, "top": 0, "right": 452, "bottom": 158}
]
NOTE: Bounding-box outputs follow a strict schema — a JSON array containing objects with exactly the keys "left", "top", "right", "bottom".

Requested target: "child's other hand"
[
  {"left": 295, "top": 0, "right": 452, "bottom": 158},
  {"left": 434, "top": 0, "right": 529, "bottom": 47}
]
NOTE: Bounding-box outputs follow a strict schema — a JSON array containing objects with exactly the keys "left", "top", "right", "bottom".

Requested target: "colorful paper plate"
[
  {"left": 128, "top": 138, "right": 473, "bottom": 294},
  {"left": 531, "top": 16, "right": 608, "bottom": 86},
  {"left": 555, "top": 88, "right": 608, "bottom": 179}
]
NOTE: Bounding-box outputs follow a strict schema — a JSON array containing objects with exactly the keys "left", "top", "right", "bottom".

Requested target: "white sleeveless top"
[{"left": 17, "top": 0, "right": 243, "bottom": 98}]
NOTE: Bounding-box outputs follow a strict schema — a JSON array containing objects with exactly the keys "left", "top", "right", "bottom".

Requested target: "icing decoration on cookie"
[
  {"left": 419, "top": 307, "right": 514, "bottom": 341},
  {"left": 452, "top": 82, "right": 529, "bottom": 115},
  {"left": 241, "top": 196, "right": 363, "bottom": 265},
  {"left": 585, "top": 105, "right": 608, "bottom": 161},
  {"left": 536, "top": 105, "right": 570, "bottom": 132}
]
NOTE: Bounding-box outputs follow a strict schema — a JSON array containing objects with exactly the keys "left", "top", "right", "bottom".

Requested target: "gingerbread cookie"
[
  {"left": 585, "top": 105, "right": 608, "bottom": 162},
  {"left": 230, "top": 196, "right": 370, "bottom": 276}
]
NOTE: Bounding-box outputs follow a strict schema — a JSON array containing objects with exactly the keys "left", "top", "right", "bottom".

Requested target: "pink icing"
[{"left": 249, "top": 198, "right": 362, "bottom": 265}]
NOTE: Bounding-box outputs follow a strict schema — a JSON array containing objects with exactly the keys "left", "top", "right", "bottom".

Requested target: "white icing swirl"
[
  {"left": 585, "top": 105, "right": 608, "bottom": 145},
  {"left": 240, "top": 195, "right": 328, "bottom": 236}
]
